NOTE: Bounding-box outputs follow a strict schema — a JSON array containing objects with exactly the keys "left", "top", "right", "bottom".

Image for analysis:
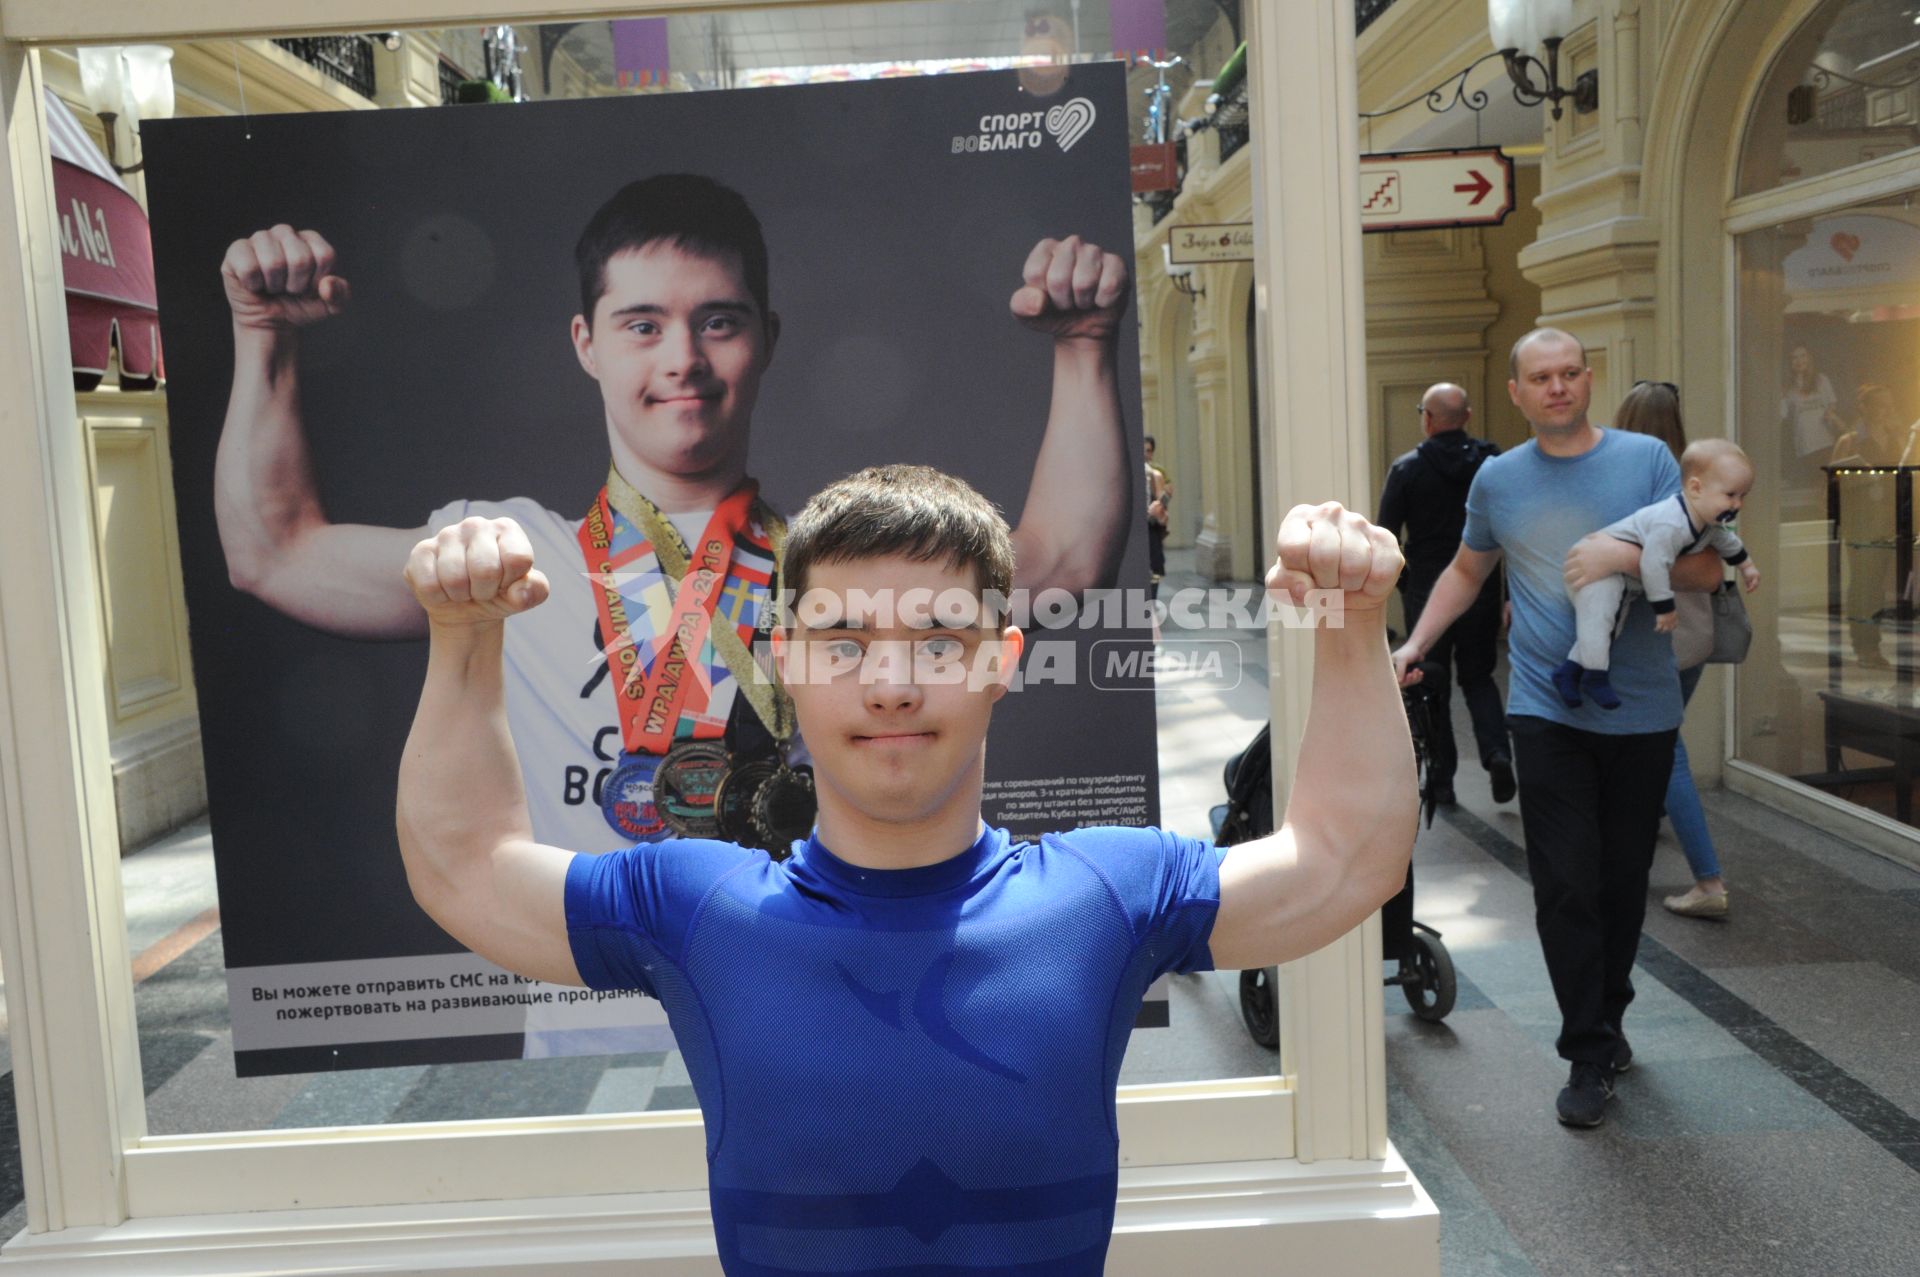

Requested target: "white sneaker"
[{"left": 1662, "top": 885, "right": 1729, "bottom": 918}]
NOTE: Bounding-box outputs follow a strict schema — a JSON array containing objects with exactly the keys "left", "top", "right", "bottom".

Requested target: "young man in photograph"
[
  {"left": 216, "top": 175, "right": 1135, "bottom": 1055},
  {"left": 1391, "top": 329, "right": 1722, "bottom": 1128},
  {"left": 395, "top": 464, "right": 1415, "bottom": 1275}
]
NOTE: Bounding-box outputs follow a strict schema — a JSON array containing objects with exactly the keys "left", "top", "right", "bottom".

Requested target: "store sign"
[
  {"left": 1130, "top": 142, "right": 1178, "bottom": 192},
  {"left": 1774, "top": 214, "right": 1920, "bottom": 293},
  {"left": 1168, "top": 221, "right": 1254, "bottom": 263},
  {"left": 1359, "top": 147, "right": 1515, "bottom": 233}
]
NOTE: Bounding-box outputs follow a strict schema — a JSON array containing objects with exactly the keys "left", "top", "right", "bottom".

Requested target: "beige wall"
[{"left": 1478, "top": 161, "right": 1544, "bottom": 450}]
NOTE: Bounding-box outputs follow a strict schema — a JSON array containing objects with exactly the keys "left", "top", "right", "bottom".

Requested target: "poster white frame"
[{"left": 0, "top": 0, "right": 1429, "bottom": 1269}]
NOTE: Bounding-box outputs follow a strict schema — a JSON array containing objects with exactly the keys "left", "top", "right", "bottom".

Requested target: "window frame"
[{"left": 0, "top": 0, "right": 1390, "bottom": 1249}]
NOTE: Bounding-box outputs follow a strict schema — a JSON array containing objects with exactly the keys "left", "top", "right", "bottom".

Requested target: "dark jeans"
[
  {"left": 1406, "top": 580, "right": 1509, "bottom": 788},
  {"left": 1508, "top": 715, "right": 1677, "bottom": 1067}
]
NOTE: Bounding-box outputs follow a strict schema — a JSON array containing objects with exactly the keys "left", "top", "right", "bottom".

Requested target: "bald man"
[{"left": 1376, "top": 383, "right": 1512, "bottom": 807}]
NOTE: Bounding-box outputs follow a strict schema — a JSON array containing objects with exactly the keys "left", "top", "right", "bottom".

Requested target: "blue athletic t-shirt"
[
  {"left": 565, "top": 823, "right": 1223, "bottom": 1276},
  {"left": 1462, "top": 428, "right": 1684, "bottom": 733}
]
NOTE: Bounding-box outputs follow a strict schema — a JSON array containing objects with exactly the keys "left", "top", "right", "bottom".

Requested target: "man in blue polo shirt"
[
  {"left": 1392, "top": 329, "right": 1721, "bottom": 1128},
  {"left": 393, "top": 464, "right": 1417, "bottom": 1273}
]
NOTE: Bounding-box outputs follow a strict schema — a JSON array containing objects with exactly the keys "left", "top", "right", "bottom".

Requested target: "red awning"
[{"left": 45, "top": 91, "right": 162, "bottom": 388}]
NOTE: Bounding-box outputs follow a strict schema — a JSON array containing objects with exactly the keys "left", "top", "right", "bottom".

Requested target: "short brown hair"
[{"left": 783, "top": 465, "right": 1016, "bottom": 601}]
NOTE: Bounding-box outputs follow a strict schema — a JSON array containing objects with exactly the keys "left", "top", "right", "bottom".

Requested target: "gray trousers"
[{"left": 1569, "top": 575, "right": 1631, "bottom": 670}]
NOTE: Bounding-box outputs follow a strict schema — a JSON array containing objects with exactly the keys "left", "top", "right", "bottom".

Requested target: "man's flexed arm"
[
  {"left": 395, "top": 517, "right": 581, "bottom": 985},
  {"left": 1209, "top": 503, "right": 1417, "bottom": 969},
  {"left": 218, "top": 225, "right": 430, "bottom": 639},
  {"left": 1006, "top": 236, "right": 1132, "bottom": 595}
]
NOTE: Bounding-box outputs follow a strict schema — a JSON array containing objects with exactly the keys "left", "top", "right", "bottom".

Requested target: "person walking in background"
[
  {"left": 1145, "top": 434, "right": 1171, "bottom": 601},
  {"left": 1392, "top": 332, "right": 1724, "bottom": 1129},
  {"left": 1617, "top": 381, "right": 1735, "bottom": 918},
  {"left": 1377, "top": 383, "right": 1514, "bottom": 805}
]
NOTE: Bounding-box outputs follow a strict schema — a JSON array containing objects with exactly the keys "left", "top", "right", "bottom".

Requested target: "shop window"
[
  {"left": 1740, "top": 0, "right": 1920, "bottom": 195},
  {"left": 1735, "top": 188, "right": 1920, "bottom": 826}
]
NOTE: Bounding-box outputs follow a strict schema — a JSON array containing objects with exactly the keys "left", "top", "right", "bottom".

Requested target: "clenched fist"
[
  {"left": 1010, "top": 235, "right": 1130, "bottom": 344},
  {"left": 1265, "top": 501, "right": 1402, "bottom": 617},
  {"left": 405, "top": 518, "right": 550, "bottom": 628},
  {"left": 222, "top": 225, "right": 350, "bottom": 332}
]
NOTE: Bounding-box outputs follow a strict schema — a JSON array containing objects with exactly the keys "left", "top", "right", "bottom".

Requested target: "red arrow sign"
[
  {"left": 1361, "top": 147, "right": 1514, "bottom": 233},
  {"left": 1453, "top": 169, "right": 1493, "bottom": 205}
]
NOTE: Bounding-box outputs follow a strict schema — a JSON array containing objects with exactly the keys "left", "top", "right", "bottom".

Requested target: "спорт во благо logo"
[{"left": 952, "top": 97, "right": 1096, "bottom": 154}]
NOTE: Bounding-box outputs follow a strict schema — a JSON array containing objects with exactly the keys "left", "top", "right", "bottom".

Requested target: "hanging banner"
[
  {"left": 1359, "top": 146, "right": 1516, "bottom": 233},
  {"left": 143, "top": 66, "right": 1165, "bottom": 1076},
  {"left": 1111, "top": 0, "right": 1169, "bottom": 62},
  {"left": 610, "top": 18, "right": 670, "bottom": 89}
]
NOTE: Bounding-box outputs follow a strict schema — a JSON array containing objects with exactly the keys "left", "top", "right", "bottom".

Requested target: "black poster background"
[{"left": 143, "top": 65, "right": 1157, "bottom": 1072}]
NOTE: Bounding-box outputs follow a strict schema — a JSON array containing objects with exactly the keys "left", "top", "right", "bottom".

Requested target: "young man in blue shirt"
[
  {"left": 395, "top": 464, "right": 1415, "bottom": 1275},
  {"left": 1392, "top": 329, "right": 1722, "bottom": 1128}
]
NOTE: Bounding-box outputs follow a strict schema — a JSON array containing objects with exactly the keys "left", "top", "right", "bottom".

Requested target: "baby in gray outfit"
[{"left": 1555, "top": 438, "right": 1763, "bottom": 708}]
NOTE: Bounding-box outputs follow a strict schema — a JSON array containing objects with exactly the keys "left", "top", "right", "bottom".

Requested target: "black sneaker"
[
  {"left": 1556, "top": 1062, "right": 1614, "bottom": 1128},
  {"left": 1612, "top": 1036, "right": 1633, "bottom": 1075},
  {"left": 1488, "top": 756, "right": 1517, "bottom": 804}
]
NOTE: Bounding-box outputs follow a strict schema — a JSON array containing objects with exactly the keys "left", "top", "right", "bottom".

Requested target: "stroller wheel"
[
  {"left": 1239, "top": 967, "right": 1280, "bottom": 1049},
  {"left": 1400, "top": 929, "right": 1457, "bottom": 1023}
]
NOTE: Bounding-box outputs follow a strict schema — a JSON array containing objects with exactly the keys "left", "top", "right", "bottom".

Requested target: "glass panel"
[
  {"left": 1735, "top": 184, "right": 1920, "bottom": 828},
  {"left": 28, "top": 3, "right": 1274, "bottom": 1156},
  {"left": 1739, "top": 0, "right": 1920, "bottom": 196}
]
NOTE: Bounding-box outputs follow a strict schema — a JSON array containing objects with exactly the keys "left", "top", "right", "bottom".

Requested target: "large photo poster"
[{"left": 145, "top": 65, "right": 1158, "bottom": 1076}]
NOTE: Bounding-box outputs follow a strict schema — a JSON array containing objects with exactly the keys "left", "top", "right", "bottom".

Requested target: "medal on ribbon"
[
  {"left": 752, "top": 763, "right": 817, "bottom": 853},
  {"left": 655, "top": 739, "right": 732, "bottom": 839},
  {"left": 601, "top": 752, "right": 667, "bottom": 842},
  {"left": 580, "top": 470, "right": 804, "bottom": 844},
  {"left": 715, "top": 757, "right": 778, "bottom": 847}
]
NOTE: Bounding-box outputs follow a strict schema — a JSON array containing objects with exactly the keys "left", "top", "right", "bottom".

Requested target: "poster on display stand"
[{"left": 143, "top": 63, "right": 1164, "bottom": 1076}]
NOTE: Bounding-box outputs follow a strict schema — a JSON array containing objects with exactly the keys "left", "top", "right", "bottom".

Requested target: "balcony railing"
[
  {"left": 439, "top": 58, "right": 466, "bottom": 106},
  {"left": 1212, "top": 80, "right": 1250, "bottom": 166},
  {"left": 274, "top": 36, "right": 377, "bottom": 99}
]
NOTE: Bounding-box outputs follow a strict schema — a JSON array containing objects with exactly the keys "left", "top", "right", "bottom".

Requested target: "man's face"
[
  {"left": 570, "top": 242, "right": 776, "bottom": 483},
  {"left": 1508, "top": 336, "right": 1592, "bottom": 433},
  {"left": 1144, "top": 438, "right": 1155, "bottom": 463},
  {"left": 777, "top": 555, "right": 1021, "bottom": 829}
]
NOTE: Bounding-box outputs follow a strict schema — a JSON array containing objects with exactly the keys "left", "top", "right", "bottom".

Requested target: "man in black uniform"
[{"left": 1377, "top": 383, "right": 1514, "bottom": 805}]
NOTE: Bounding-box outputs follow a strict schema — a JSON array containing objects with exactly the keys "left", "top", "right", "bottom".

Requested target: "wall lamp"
[
  {"left": 1488, "top": 0, "right": 1598, "bottom": 121},
  {"left": 77, "top": 45, "right": 176, "bottom": 175},
  {"left": 1162, "top": 244, "right": 1205, "bottom": 299}
]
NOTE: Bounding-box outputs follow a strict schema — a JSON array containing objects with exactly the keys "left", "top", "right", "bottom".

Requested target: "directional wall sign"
[{"left": 1359, "top": 147, "right": 1516, "bottom": 234}]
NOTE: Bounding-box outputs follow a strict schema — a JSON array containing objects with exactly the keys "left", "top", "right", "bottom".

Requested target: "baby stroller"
[{"left": 1211, "top": 662, "right": 1458, "bottom": 1049}]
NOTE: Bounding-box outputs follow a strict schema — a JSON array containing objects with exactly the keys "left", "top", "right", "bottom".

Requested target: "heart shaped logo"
[
  {"left": 1833, "top": 232, "right": 1862, "bottom": 262},
  {"left": 1045, "top": 98, "right": 1097, "bottom": 152}
]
